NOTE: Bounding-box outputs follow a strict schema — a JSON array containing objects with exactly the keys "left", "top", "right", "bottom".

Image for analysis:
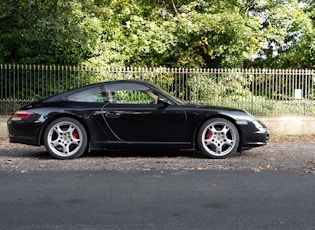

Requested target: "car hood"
[
  {"left": 180, "top": 103, "right": 257, "bottom": 121},
  {"left": 184, "top": 103, "right": 245, "bottom": 113}
]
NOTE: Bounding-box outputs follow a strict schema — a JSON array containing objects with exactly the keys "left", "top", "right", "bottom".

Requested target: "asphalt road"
[{"left": 1, "top": 170, "right": 314, "bottom": 230}]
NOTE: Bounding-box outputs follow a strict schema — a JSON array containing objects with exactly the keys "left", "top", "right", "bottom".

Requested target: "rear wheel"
[
  {"left": 43, "top": 117, "right": 87, "bottom": 159},
  {"left": 197, "top": 118, "right": 239, "bottom": 159}
]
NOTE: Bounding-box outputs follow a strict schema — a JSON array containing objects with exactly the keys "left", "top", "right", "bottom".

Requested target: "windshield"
[{"left": 158, "top": 88, "right": 185, "bottom": 105}]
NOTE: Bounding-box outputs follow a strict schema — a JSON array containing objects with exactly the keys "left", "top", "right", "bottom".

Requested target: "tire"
[
  {"left": 43, "top": 117, "right": 88, "bottom": 159},
  {"left": 197, "top": 118, "right": 239, "bottom": 159}
]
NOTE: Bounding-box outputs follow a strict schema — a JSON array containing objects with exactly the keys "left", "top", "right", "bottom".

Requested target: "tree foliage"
[
  {"left": 248, "top": 0, "right": 315, "bottom": 68},
  {"left": 0, "top": 0, "right": 103, "bottom": 65},
  {"left": 0, "top": 0, "right": 314, "bottom": 68}
]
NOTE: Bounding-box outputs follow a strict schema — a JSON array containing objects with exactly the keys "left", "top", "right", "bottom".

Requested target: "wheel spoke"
[
  {"left": 54, "top": 125, "right": 64, "bottom": 135},
  {"left": 209, "top": 125, "right": 217, "bottom": 133},
  {"left": 63, "top": 143, "right": 70, "bottom": 155},
  {"left": 204, "top": 140, "right": 212, "bottom": 145},
  {"left": 215, "top": 143, "right": 223, "bottom": 153},
  {"left": 71, "top": 138, "right": 81, "bottom": 145},
  {"left": 67, "top": 125, "right": 76, "bottom": 134},
  {"left": 51, "top": 139, "right": 62, "bottom": 147},
  {"left": 224, "top": 138, "right": 234, "bottom": 146},
  {"left": 221, "top": 125, "right": 230, "bottom": 134}
]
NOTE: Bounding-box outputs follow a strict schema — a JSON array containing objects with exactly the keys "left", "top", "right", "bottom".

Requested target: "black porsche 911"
[{"left": 7, "top": 80, "right": 269, "bottom": 159}]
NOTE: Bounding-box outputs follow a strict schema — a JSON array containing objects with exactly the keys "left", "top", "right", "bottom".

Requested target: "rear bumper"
[
  {"left": 8, "top": 135, "right": 39, "bottom": 146},
  {"left": 7, "top": 118, "right": 41, "bottom": 146}
]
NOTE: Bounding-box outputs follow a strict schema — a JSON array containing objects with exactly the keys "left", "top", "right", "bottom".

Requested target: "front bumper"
[{"left": 239, "top": 119, "right": 269, "bottom": 151}]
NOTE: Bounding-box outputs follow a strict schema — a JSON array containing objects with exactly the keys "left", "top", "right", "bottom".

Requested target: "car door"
[{"left": 102, "top": 82, "right": 187, "bottom": 142}]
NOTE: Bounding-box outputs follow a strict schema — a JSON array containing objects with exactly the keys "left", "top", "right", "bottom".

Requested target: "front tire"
[
  {"left": 43, "top": 117, "right": 88, "bottom": 159},
  {"left": 197, "top": 118, "right": 239, "bottom": 159}
]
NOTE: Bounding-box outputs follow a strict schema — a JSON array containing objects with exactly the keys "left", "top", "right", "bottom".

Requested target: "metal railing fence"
[{"left": 1, "top": 64, "right": 314, "bottom": 116}]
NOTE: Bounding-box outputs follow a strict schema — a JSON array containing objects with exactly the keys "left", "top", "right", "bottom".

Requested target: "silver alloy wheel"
[
  {"left": 198, "top": 118, "right": 239, "bottom": 158},
  {"left": 45, "top": 118, "right": 86, "bottom": 159}
]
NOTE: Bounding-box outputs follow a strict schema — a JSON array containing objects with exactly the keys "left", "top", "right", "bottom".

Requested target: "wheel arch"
[
  {"left": 38, "top": 113, "right": 90, "bottom": 146},
  {"left": 193, "top": 115, "right": 242, "bottom": 151}
]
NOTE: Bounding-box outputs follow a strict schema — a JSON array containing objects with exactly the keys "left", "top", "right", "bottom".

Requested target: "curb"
[{"left": 0, "top": 117, "right": 8, "bottom": 138}]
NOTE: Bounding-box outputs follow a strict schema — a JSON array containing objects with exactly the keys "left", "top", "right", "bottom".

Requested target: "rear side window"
[{"left": 66, "top": 86, "right": 108, "bottom": 103}]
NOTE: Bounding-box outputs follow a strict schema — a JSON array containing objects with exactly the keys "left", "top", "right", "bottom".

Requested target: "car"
[{"left": 7, "top": 80, "right": 269, "bottom": 159}]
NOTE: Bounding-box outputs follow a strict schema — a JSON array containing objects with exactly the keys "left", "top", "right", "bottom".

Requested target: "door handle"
[{"left": 104, "top": 111, "right": 121, "bottom": 118}]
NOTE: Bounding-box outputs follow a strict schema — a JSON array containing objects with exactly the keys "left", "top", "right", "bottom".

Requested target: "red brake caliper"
[
  {"left": 205, "top": 130, "right": 212, "bottom": 139},
  {"left": 72, "top": 131, "right": 79, "bottom": 148},
  {"left": 72, "top": 131, "right": 79, "bottom": 139}
]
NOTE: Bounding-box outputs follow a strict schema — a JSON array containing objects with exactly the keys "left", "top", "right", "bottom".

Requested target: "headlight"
[{"left": 252, "top": 120, "right": 266, "bottom": 131}]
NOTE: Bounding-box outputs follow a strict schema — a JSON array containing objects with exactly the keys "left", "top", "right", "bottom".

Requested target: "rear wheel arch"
[
  {"left": 39, "top": 114, "right": 90, "bottom": 146},
  {"left": 42, "top": 116, "right": 88, "bottom": 159}
]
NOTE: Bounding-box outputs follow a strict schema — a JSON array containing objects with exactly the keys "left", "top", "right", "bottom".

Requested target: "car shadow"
[
  {"left": 1, "top": 144, "right": 203, "bottom": 159},
  {"left": 85, "top": 149, "right": 246, "bottom": 159},
  {"left": 0, "top": 146, "right": 51, "bottom": 159},
  {"left": 84, "top": 149, "right": 202, "bottom": 159},
  {"left": 1, "top": 144, "right": 245, "bottom": 160}
]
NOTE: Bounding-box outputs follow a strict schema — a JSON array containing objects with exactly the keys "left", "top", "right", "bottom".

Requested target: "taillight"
[{"left": 12, "top": 110, "right": 33, "bottom": 119}]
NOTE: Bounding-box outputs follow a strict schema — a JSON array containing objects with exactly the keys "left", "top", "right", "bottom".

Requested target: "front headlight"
[{"left": 252, "top": 120, "right": 266, "bottom": 131}]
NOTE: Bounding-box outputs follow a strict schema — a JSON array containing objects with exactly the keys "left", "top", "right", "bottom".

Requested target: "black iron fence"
[{"left": 1, "top": 64, "right": 314, "bottom": 116}]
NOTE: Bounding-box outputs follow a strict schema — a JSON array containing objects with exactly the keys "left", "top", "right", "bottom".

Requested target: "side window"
[
  {"left": 113, "top": 90, "right": 157, "bottom": 104},
  {"left": 105, "top": 83, "right": 158, "bottom": 104},
  {"left": 66, "top": 86, "right": 108, "bottom": 103}
]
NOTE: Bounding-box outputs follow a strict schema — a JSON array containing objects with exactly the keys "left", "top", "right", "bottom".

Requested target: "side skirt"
[{"left": 89, "top": 141, "right": 194, "bottom": 152}]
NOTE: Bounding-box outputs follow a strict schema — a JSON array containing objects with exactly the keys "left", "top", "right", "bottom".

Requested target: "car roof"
[{"left": 43, "top": 80, "right": 157, "bottom": 102}]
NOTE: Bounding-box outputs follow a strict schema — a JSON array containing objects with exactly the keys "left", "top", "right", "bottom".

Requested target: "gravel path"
[{"left": 1, "top": 136, "right": 315, "bottom": 173}]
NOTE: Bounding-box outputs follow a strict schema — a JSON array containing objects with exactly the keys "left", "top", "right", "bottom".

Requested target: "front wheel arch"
[{"left": 196, "top": 117, "right": 240, "bottom": 159}]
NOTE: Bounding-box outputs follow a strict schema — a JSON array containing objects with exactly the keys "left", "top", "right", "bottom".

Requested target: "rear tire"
[
  {"left": 43, "top": 117, "right": 87, "bottom": 159},
  {"left": 197, "top": 118, "right": 239, "bottom": 159}
]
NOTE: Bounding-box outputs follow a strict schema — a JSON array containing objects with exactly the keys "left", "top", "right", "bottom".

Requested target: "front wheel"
[
  {"left": 197, "top": 118, "right": 239, "bottom": 159},
  {"left": 43, "top": 117, "right": 88, "bottom": 159}
]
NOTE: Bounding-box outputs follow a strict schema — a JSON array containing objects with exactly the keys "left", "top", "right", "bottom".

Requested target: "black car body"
[{"left": 7, "top": 80, "right": 269, "bottom": 159}]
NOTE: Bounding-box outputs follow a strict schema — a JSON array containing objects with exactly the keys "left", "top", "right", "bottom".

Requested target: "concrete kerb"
[
  {"left": 0, "top": 117, "right": 8, "bottom": 138},
  {"left": 1, "top": 116, "right": 315, "bottom": 139},
  {"left": 258, "top": 116, "right": 315, "bottom": 137}
]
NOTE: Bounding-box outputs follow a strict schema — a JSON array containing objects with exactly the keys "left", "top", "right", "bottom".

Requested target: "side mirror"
[{"left": 157, "top": 97, "right": 171, "bottom": 106}]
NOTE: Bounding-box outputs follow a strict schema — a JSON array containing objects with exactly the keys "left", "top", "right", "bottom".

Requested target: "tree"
[
  {"left": 0, "top": 0, "right": 103, "bottom": 65},
  {"left": 246, "top": 0, "right": 315, "bottom": 68},
  {"left": 85, "top": 0, "right": 264, "bottom": 68},
  {"left": 170, "top": 0, "right": 263, "bottom": 68},
  {"left": 0, "top": 0, "right": 314, "bottom": 68}
]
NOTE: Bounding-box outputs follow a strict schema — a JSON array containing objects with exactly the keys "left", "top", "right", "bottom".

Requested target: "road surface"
[{"left": 0, "top": 170, "right": 314, "bottom": 230}]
